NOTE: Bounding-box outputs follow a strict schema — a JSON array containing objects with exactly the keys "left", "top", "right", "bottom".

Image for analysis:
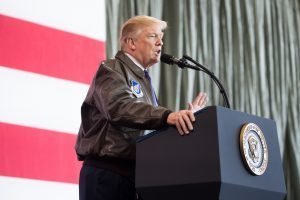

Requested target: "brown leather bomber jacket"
[{"left": 75, "top": 51, "right": 172, "bottom": 162}]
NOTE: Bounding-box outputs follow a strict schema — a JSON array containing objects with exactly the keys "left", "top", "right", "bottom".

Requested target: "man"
[{"left": 75, "top": 15, "right": 207, "bottom": 200}]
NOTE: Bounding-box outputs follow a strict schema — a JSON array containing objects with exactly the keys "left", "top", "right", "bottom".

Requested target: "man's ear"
[{"left": 128, "top": 38, "right": 136, "bottom": 51}]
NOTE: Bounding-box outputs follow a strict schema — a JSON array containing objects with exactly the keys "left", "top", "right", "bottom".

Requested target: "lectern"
[{"left": 135, "top": 106, "right": 286, "bottom": 200}]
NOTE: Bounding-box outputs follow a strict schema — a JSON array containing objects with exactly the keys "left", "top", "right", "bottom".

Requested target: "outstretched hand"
[{"left": 188, "top": 92, "right": 208, "bottom": 113}]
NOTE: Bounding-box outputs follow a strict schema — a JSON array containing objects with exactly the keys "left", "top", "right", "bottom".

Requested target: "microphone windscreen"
[{"left": 160, "top": 53, "right": 174, "bottom": 65}]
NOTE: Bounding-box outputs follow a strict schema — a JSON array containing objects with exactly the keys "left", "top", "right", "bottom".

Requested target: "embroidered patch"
[{"left": 130, "top": 80, "right": 143, "bottom": 98}]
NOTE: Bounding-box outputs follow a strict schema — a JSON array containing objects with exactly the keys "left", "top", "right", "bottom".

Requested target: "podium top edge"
[{"left": 196, "top": 106, "right": 275, "bottom": 123}]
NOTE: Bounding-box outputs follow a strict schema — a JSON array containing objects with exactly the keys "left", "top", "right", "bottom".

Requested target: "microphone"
[
  {"left": 160, "top": 53, "right": 201, "bottom": 70},
  {"left": 160, "top": 53, "right": 181, "bottom": 65}
]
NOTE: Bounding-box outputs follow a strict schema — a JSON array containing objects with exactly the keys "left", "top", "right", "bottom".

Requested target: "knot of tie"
[{"left": 144, "top": 70, "right": 158, "bottom": 106}]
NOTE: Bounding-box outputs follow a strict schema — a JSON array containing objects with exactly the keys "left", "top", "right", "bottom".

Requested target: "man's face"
[{"left": 131, "top": 24, "right": 164, "bottom": 68}]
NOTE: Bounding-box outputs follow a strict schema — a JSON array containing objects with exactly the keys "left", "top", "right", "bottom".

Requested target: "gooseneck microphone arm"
[
  {"left": 182, "top": 55, "right": 230, "bottom": 109},
  {"left": 160, "top": 53, "right": 231, "bottom": 108}
]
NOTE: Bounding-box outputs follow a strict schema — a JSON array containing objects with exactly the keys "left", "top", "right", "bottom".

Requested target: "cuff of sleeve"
[{"left": 161, "top": 109, "right": 173, "bottom": 126}]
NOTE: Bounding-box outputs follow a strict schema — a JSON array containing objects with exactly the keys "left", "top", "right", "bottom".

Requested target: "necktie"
[{"left": 144, "top": 70, "right": 158, "bottom": 106}]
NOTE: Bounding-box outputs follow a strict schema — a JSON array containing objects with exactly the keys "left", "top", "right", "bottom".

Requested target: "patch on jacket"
[{"left": 130, "top": 80, "right": 143, "bottom": 98}]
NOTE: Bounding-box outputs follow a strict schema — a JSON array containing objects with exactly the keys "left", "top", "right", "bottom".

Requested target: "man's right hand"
[{"left": 166, "top": 110, "right": 195, "bottom": 135}]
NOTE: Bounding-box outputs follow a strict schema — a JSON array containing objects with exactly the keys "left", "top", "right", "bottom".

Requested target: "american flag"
[{"left": 0, "top": 0, "right": 106, "bottom": 199}]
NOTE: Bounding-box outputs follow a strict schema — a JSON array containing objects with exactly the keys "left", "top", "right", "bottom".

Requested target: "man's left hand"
[{"left": 188, "top": 92, "right": 208, "bottom": 113}]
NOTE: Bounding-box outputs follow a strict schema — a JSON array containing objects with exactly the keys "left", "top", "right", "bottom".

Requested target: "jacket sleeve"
[{"left": 91, "top": 63, "right": 172, "bottom": 130}]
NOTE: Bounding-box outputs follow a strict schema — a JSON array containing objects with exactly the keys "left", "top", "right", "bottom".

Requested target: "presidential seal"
[{"left": 239, "top": 123, "right": 268, "bottom": 175}]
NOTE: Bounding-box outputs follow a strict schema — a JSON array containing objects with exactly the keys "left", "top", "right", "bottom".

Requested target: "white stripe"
[
  {"left": 0, "top": 66, "right": 88, "bottom": 134},
  {"left": 0, "top": 0, "right": 106, "bottom": 41},
  {"left": 0, "top": 176, "right": 78, "bottom": 200}
]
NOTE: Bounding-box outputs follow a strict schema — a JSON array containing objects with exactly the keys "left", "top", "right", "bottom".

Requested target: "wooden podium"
[{"left": 135, "top": 106, "right": 286, "bottom": 200}]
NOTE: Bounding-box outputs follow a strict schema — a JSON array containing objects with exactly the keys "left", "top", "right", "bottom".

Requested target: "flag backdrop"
[{"left": 0, "top": 0, "right": 106, "bottom": 199}]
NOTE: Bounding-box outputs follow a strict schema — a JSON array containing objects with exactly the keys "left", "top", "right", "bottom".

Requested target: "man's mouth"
[{"left": 154, "top": 50, "right": 161, "bottom": 56}]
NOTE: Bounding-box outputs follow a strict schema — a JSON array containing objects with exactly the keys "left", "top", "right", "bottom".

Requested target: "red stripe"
[
  {"left": 0, "top": 14, "right": 105, "bottom": 84},
  {"left": 0, "top": 122, "right": 81, "bottom": 184}
]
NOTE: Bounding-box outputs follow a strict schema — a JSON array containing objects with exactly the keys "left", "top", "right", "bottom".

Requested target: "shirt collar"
[{"left": 125, "top": 53, "right": 148, "bottom": 71}]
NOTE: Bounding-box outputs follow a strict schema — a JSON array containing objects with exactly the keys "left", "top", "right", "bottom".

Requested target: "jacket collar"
[{"left": 115, "top": 51, "right": 145, "bottom": 79}]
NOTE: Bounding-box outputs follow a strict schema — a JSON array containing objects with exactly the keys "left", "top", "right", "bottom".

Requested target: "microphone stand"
[{"left": 179, "top": 55, "right": 231, "bottom": 109}]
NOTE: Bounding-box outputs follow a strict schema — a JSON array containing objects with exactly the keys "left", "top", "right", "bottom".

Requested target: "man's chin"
[{"left": 153, "top": 58, "right": 160, "bottom": 65}]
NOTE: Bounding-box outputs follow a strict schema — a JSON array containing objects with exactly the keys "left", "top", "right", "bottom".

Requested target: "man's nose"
[{"left": 156, "top": 37, "right": 163, "bottom": 46}]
